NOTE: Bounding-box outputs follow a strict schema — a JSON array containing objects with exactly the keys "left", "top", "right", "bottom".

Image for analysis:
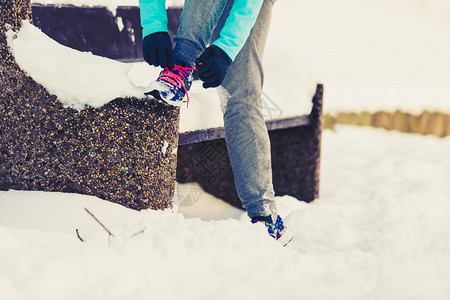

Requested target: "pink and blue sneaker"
[
  {"left": 145, "top": 64, "right": 195, "bottom": 107},
  {"left": 252, "top": 215, "right": 294, "bottom": 247}
]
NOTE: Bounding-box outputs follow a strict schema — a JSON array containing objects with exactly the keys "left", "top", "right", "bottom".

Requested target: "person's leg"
[
  {"left": 173, "top": 0, "right": 229, "bottom": 67},
  {"left": 216, "top": 0, "right": 278, "bottom": 220}
]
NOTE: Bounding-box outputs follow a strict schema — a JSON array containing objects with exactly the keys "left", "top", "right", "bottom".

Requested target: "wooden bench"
[
  {"left": 177, "top": 85, "right": 323, "bottom": 207},
  {"left": 28, "top": 4, "right": 324, "bottom": 207},
  {"left": 31, "top": 4, "right": 182, "bottom": 62}
]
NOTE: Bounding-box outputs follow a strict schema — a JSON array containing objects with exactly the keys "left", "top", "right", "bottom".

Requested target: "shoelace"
[{"left": 159, "top": 65, "right": 196, "bottom": 108}]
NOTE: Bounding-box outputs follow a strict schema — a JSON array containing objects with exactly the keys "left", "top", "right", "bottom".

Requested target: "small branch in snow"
[
  {"left": 129, "top": 226, "right": 147, "bottom": 239},
  {"left": 76, "top": 229, "right": 84, "bottom": 242},
  {"left": 84, "top": 207, "right": 115, "bottom": 238},
  {"left": 82, "top": 208, "right": 146, "bottom": 244}
]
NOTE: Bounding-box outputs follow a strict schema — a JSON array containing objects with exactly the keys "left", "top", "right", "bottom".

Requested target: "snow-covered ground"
[
  {"left": 3, "top": 1, "right": 450, "bottom": 299},
  {"left": 1, "top": 125, "right": 450, "bottom": 299}
]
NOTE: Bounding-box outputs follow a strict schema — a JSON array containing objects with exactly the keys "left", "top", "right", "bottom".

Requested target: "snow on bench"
[{"left": 177, "top": 85, "right": 323, "bottom": 207}]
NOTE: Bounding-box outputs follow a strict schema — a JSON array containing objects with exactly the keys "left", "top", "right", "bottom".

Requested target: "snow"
[
  {"left": 3, "top": 1, "right": 450, "bottom": 298},
  {"left": 2, "top": 1, "right": 450, "bottom": 298},
  {"left": 7, "top": 21, "right": 148, "bottom": 110},
  {"left": 161, "top": 140, "right": 169, "bottom": 155},
  {"left": 266, "top": 0, "right": 450, "bottom": 114},
  {"left": 1, "top": 125, "right": 450, "bottom": 299}
]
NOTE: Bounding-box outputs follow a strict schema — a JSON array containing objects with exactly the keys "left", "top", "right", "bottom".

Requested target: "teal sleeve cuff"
[
  {"left": 139, "top": 0, "right": 168, "bottom": 39},
  {"left": 212, "top": 0, "right": 264, "bottom": 61}
]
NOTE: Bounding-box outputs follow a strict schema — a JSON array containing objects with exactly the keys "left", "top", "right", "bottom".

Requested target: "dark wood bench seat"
[{"left": 176, "top": 84, "right": 323, "bottom": 208}]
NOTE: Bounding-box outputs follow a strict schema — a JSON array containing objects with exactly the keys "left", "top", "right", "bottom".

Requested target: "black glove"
[
  {"left": 142, "top": 32, "right": 174, "bottom": 69},
  {"left": 196, "top": 45, "right": 232, "bottom": 88}
]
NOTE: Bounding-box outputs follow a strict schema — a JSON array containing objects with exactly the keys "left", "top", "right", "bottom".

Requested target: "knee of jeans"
[
  {"left": 218, "top": 86, "right": 263, "bottom": 115},
  {"left": 225, "top": 100, "right": 263, "bottom": 123}
]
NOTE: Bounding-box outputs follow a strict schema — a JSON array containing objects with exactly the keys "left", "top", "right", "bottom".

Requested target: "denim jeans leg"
[
  {"left": 217, "top": 0, "right": 277, "bottom": 219},
  {"left": 173, "top": 0, "right": 229, "bottom": 66}
]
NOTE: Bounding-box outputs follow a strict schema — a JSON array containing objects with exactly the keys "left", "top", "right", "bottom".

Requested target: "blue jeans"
[{"left": 174, "top": 0, "right": 277, "bottom": 219}]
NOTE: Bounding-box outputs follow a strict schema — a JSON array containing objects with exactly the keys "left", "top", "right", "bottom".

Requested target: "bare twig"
[
  {"left": 84, "top": 207, "right": 115, "bottom": 238},
  {"left": 129, "top": 226, "right": 147, "bottom": 239},
  {"left": 76, "top": 229, "right": 84, "bottom": 242}
]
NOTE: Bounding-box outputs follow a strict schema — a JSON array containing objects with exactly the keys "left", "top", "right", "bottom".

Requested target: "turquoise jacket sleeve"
[
  {"left": 139, "top": 0, "right": 264, "bottom": 61},
  {"left": 139, "top": 0, "right": 168, "bottom": 38},
  {"left": 212, "top": 0, "right": 264, "bottom": 61}
]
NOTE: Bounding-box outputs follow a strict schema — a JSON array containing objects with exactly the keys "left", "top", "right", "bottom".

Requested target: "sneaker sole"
[
  {"left": 145, "top": 90, "right": 186, "bottom": 107},
  {"left": 277, "top": 228, "right": 294, "bottom": 247}
]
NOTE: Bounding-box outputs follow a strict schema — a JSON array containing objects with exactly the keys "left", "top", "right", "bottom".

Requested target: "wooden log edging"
[
  {"left": 0, "top": 0, "right": 180, "bottom": 210},
  {"left": 325, "top": 110, "right": 450, "bottom": 137}
]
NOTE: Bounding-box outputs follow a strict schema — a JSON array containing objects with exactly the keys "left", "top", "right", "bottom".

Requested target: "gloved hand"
[
  {"left": 142, "top": 32, "right": 175, "bottom": 69},
  {"left": 196, "top": 45, "right": 232, "bottom": 89}
]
